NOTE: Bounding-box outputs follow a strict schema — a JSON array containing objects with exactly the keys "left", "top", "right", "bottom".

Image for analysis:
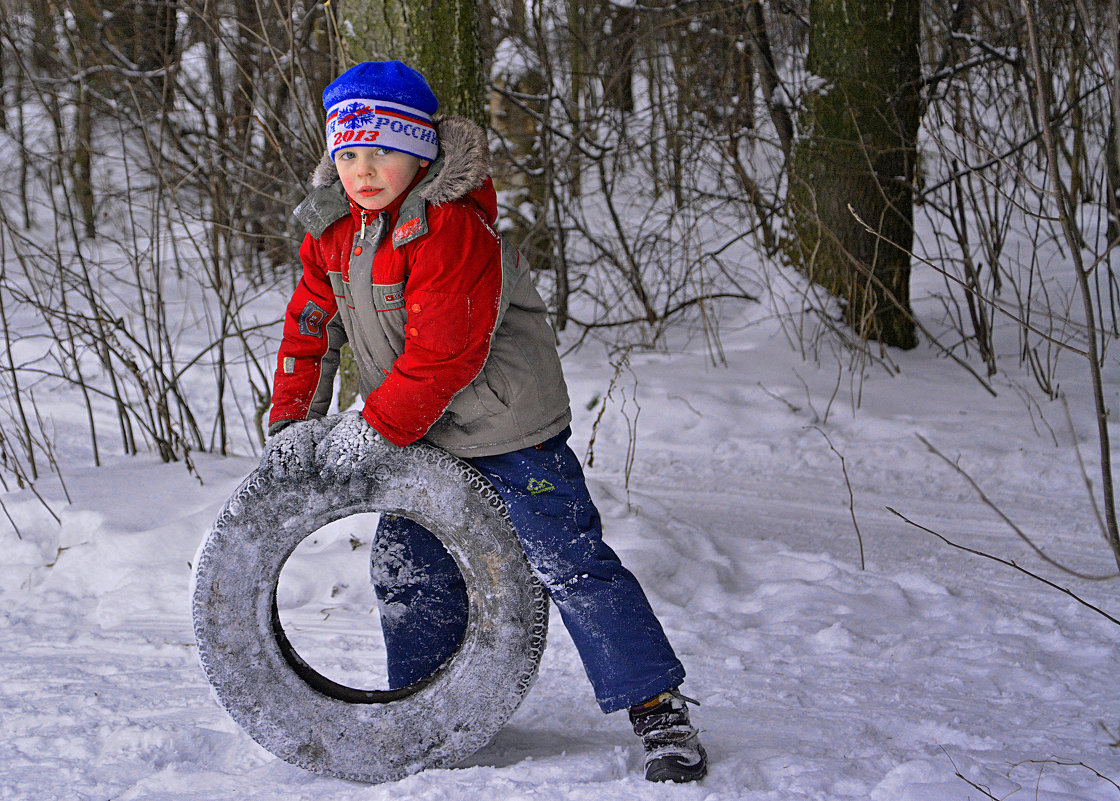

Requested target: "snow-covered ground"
[{"left": 4, "top": 292, "right": 1120, "bottom": 801}]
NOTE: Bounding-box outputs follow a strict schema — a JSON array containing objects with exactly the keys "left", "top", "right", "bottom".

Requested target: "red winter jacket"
[{"left": 269, "top": 116, "right": 571, "bottom": 456}]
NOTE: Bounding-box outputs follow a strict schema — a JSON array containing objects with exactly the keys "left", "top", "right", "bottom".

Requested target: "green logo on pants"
[{"left": 527, "top": 478, "right": 555, "bottom": 495}]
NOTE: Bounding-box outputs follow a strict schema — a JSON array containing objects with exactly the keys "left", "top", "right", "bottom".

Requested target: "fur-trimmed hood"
[{"left": 311, "top": 115, "right": 490, "bottom": 206}]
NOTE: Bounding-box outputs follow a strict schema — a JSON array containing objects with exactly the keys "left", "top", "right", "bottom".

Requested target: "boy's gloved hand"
[
  {"left": 315, "top": 411, "right": 386, "bottom": 483},
  {"left": 259, "top": 416, "right": 335, "bottom": 478}
]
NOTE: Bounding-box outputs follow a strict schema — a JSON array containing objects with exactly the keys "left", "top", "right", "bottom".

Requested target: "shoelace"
[{"left": 631, "top": 689, "right": 702, "bottom": 745}]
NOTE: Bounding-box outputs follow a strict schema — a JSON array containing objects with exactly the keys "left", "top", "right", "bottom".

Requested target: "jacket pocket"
[{"left": 469, "top": 371, "right": 509, "bottom": 416}]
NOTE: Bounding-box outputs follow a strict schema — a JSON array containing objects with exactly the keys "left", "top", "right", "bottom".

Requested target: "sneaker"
[{"left": 628, "top": 688, "right": 708, "bottom": 783}]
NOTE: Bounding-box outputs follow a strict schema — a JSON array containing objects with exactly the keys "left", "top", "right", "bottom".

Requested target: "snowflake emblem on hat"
[{"left": 338, "top": 101, "right": 377, "bottom": 130}]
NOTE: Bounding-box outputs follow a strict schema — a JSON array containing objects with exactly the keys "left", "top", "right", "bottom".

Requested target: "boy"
[{"left": 268, "top": 60, "right": 707, "bottom": 783}]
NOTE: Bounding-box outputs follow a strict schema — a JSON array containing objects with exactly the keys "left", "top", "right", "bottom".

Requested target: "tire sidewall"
[{"left": 192, "top": 423, "right": 546, "bottom": 783}]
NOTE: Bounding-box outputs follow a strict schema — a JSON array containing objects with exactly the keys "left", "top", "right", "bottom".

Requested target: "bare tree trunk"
[
  {"left": 1108, "top": 0, "right": 1120, "bottom": 249},
  {"left": 1022, "top": 0, "right": 1120, "bottom": 570},
  {"left": 341, "top": 0, "right": 485, "bottom": 123},
  {"left": 14, "top": 59, "right": 31, "bottom": 229},
  {"left": 423, "top": 0, "right": 486, "bottom": 123},
  {"left": 73, "top": 80, "right": 96, "bottom": 238},
  {"left": 28, "top": 0, "right": 57, "bottom": 73},
  {"left": 787, "top": 0, "right": 921, "bottom": 350},
  {"left": 603, "top": 3, "right": 635, "bottom": 113},
  {"left": 0, "top": 1, "right": 7, "bottom": 132},
  {"left": 745, "top": 0, "right": 793, "bottom": 162}
]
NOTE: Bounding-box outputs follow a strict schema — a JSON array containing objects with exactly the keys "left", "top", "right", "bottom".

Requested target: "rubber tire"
[{"left": 191, "top": 414, "right": 549, "bottom": 784}]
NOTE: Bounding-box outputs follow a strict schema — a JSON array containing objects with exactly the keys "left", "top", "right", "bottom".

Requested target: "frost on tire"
[{"left": 191, "top": 413, "right": 549, "bottom": 784}]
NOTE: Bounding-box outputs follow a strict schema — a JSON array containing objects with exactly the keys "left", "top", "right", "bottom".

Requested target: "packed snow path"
[{"left": 4, "top": 330, "right": 1120, "bottom": 800}]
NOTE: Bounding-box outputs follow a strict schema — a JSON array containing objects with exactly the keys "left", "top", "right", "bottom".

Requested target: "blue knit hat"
[{"left": 323, "top": 61, "right": 439, "bottom": 162}]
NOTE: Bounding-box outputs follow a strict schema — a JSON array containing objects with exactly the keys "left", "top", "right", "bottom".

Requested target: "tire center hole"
[
  {"left": 275, "top": 511, "right": 466, "bottom": 694},
  {"left": 276, "top": 512, "right": 392, "bottom": 691}
]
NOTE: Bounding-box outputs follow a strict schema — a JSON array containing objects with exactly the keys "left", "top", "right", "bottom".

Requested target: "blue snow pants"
[{"left": 370, "top": 427, "right": 685, "bottom": 713}]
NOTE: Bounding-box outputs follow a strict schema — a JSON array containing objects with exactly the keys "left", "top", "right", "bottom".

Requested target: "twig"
[
  {"left": 1063, "top": 395, "right": 1108, "bottom": 545},
  {"left": 849, "top": 204, "right": 1088, "bottom": 360},
  {"left": 940, "top": 747, "right": 1003, "bottom": 799},
  {"left": 917, "top": 433, "right": 1115, "bottom": 580},
  {"left": 809, "top": 426, "right": 865, "bottom": 570},
  {"left": 1021, "top": 0, "right": 1120, "bottom": 570},
  {"left": 1013, "top": 758, "right": 1120, "bottom": 795},
  {"left": 887, "top": 507, "right": 1120, "bottom": 626},
  {"left": 944, "top": 754, "right": 1002, "bottom": 799},
  {"left": 1096, "top": 720, "right": 1120, "bottom": 748},
  {"left": 920, "top": 78, "right": 1108, "bottom": 197},
  {"left": 757, "top": 382, "right": 801, "bottom": 415},
  {"left": 584, "top": 345, "right": 634, "bottom": 471},
  {"left": 562, "top": 292, "right": 758, "bottom": 331},
  {"left": 0, "top": 495, "right": 23, "bottom": 540},
  {"left": 30, "top": 391, "right": 71, "bottom": 505}
]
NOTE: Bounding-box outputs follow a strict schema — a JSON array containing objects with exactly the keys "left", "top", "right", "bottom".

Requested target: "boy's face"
[{"left": 335, "top": 146, "right": 428, "bottom": 211}]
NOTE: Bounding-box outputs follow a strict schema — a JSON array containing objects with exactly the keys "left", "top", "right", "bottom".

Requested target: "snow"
[{"left": 4, "top": 288, "right": 1120, "bottom": 800}]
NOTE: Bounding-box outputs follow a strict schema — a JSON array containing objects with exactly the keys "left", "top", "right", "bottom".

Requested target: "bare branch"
[{"left": 888, "top": 507, "right": 1120, "bottom": 626}]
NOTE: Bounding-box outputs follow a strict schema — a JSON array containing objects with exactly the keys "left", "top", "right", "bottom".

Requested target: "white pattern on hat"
[{"left": 326, "top": 99, "right": 438, "bottom": 162}]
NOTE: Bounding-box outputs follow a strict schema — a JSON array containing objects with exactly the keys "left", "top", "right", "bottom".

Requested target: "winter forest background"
[
  {"left": 6, "top": 0, "right": 1120, "bottom": 798},
  {"left": 4, "top": 0, "right": 1118, "bottom": 499}
]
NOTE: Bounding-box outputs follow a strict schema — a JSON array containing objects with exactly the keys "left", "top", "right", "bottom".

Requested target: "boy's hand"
[
  {"left": 260, "top": 417, "right": 334, "bottom": 478},
  {"left": 259, "top": 413, "right": 388, "bottom": 481},
  {"left": 315, "top": 412, "right": 386, "bottom": 483}
]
